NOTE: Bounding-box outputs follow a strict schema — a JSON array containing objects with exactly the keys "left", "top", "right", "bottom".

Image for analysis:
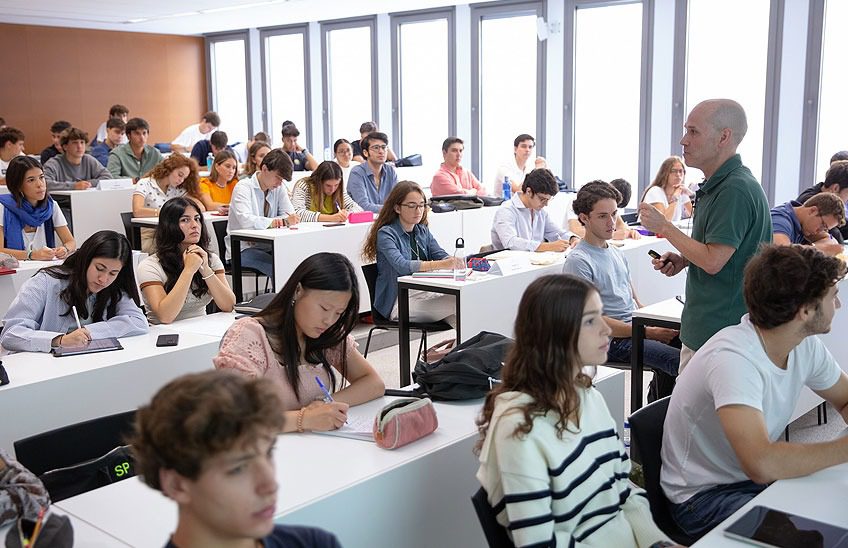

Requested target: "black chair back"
[
  {"left": 628, "top": 396, "right": 695, "bottom": 545},
  {"left": 39, "top": 445, "right": 136, "bottom": 502},
  {"left": 120, "top": 212, "right": 136, "bottom": 249},
  {"left": 470, "top": 487, "right": 514, "bottom": 547},
  {"left": 361, "top": 263, "right": 390, "bottom": 324},
  {"left": 213, "top": 219, "right": 229, "bottom": 266},
  {"left": 14, "top": 409, "right": 137, "bottom": 476}
]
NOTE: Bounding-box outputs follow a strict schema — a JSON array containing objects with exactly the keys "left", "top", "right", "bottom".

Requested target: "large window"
[
  {"left": 684, "top": 0, "right": 770, "bottom": 184},
  {"left": 261, "top": 27, "right": 310, "bottom": 150},
  {"left": 472, "top": 3, "right": 545, "bottom": 191},
  {"left": 816, "top": 0, "right": 848, "bottom": 181},
  {"left": 208, "top": 34, "right": 250, "bottom": 144},
  {"left": 572, "top": 2, "right": 643, "bottom": 206},
  {"left": 322, "top": 19, "right": 377, "bottom": 147},
  {"left": 392, "top": 11, "right": 454, "bottom": 161}
]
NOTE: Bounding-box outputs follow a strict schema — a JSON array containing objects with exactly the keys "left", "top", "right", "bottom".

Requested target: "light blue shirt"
[
  {"left": 226, "top": 173, "right": 295, "bottom": 259},
  {"left": 490, "top": 193, "right": 570, "bottom": 251},
  {"left": 1, "top": 271, "right": 148, "bottom": 353},
  {"left": 347, "top": 162, "right": 398, "bottom": 213},
  {"left": 562, "top": 241, "right": 635, "bottom": 322}
]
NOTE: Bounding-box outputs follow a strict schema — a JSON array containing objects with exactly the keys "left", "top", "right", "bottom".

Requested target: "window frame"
[
  {"left": 259, "top": 23, "right": 311, "bottom": 148},
  {"left": 799, "top": 0, "right": 827, "bottom": 190},
  {"left": 204, "top": 30, "right": 253, "bottom": 141}
]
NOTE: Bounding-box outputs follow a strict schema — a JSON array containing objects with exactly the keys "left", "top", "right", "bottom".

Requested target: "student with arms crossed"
[
  {"left": 491, "top": 168, "right": 577, "bottom": 252},
  {"left": 362, "top": 181, "right": 463, "bottom": 325},
  {"left": 290, "top": 161, "right": 362, "bottom": 222},
  {"left": 227, "top": 149, "right": 299, "bottom": 277},
  {"left": 662, "top": 244, "right": 848, "bottom": 539},
  {"left": 138, "top": 197, "right": 235, "bottom": 325},
  {"left": 0, "top": 230, "right": 147, "bottom": 353},
  {"left": 475, "top": 274, "right": 675, "bottom": 548},
  {"left": 0, "top": 156, "right": 75, "bottom": 261},
  {"left": 430, "top": 137, "right": 486, "bottom": 197},
  {"left": 771, "top": 192, "right": 845, "bottom": 256},
  {"left": 564, "top": 182, "right": 679, "bottom": 399},
  {"left": 214, "top": 253, "right": 385, "bottom": 432},
  {"left": 131, "top": 370, "right": 341, "bottom": 548}
]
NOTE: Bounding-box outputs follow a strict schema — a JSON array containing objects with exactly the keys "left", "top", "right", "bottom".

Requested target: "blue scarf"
[{"left": 0, "top": 194, "right": 55, "bottom": 250}]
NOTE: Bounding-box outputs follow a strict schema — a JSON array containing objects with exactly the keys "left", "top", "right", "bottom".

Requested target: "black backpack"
[{"left": 412, "top": 331, "right": 513, "bottom": 400}]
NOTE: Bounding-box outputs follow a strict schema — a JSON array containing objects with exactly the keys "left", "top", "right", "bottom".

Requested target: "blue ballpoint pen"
[{"left": 315, "top": 376, "right": 334, "bottom": 403}]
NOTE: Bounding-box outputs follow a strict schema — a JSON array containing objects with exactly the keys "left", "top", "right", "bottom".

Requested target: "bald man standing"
[{"left": 639, "top": 99, "right": 772, "bottom": 371}]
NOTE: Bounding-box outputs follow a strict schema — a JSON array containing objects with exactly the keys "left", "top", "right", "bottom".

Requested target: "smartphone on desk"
[
  {"left": 156, "top": 334, "right": 179, "bottom": 347},
  {"left": 322, "top": 223, "right": 345, "bottom": 227}
]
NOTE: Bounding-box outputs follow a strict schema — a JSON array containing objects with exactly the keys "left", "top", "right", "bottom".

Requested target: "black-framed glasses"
[
  {"left": 369, "top": 144, "right": 388, "bottom": 152},
  {"left": 400, "top": 202, "right": 427, "bottom": 210}
]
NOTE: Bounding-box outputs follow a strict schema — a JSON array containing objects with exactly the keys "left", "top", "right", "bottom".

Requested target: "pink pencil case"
[
  {"left": 348, "top": 211, "right": 374, "bottom": 224},
  {"left": 373, "top": 397, "right": 438, "bottom": 450}
]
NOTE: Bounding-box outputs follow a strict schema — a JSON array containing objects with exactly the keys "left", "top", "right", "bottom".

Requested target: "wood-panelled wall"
[{"left": 0, "top": 23, "right": 207, "bottom": 153}]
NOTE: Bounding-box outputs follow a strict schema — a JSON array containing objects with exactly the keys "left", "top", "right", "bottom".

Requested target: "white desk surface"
[
  {"left": 0, "top": 327, "right": 220, "bottom": 455},
  {"left": 632, "top": 297, "right": 683, "bottom": 322},
  {"left": 0, "top": 508, "right": 130, "bottom": 547},
  {"left": 131, "top": 210, "right": 229, "bottom": 227},
  {"left": 48, "top": 188, "right": 135, "bottom": 246},
  {"left": 0, "top": 260, "right": 64, "bottom": 318},
  {"left": 694, "top": 461, "right": 848, "bottom": 546},
  {"left": 160, "top": 310, "right": 238, "bottom": 338}
]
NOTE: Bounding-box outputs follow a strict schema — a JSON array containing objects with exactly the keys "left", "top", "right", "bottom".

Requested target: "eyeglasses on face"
[
  {"left": 369, "top": 144, "right": 388, "bottom": 152},
  {"left": 400, "top": 202, "right": 427, "bottom": 210}
]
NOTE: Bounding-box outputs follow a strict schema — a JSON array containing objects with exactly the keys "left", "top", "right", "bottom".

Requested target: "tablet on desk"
[
  {"left": 724, "top": 505, "right": 848, "bottom": 548},
  {"left": 52, "top": 337, "right": 123, "bottom": 357}
]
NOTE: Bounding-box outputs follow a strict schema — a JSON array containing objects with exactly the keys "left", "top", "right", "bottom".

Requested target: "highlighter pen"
[{"left": 315, "top": 376, "right": 334, "bottom": 403}]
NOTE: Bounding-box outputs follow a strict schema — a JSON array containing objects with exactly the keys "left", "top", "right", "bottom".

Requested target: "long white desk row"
[{"left": 52, "top": 366, "right": 624, "bottom": 548}]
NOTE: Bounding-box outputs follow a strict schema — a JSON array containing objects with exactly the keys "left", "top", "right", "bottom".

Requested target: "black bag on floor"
[{"left": 412, "top": 331, "right": 513, "bottom": 401}]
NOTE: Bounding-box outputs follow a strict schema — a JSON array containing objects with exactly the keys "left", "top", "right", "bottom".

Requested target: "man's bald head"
[{"left": 695, "top": 99, "right": 748, "bottom": 147}]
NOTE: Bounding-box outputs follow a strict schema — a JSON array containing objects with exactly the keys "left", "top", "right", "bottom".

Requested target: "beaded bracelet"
[{"left": 296, "top": 408, "right": 306, "bottom": 433}]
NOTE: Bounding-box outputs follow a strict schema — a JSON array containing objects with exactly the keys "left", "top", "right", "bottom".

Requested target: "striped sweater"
[
  {"left": 290, "top": 179, "right": 363, "bottom": 222},
  {"left": 476, "top": 388, "right": 669, "bottom": 548}
]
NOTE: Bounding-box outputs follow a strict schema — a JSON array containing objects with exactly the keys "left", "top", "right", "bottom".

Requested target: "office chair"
[
  {"left": 120, "top": 211, "right": 138, "bottom": 249},
  {"left": 470, "top": 487, "right": 513, "bottom": 547}
]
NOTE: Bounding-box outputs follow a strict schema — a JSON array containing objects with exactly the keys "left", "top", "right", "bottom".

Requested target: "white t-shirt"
[
  {"left": 0, "top": 202, "right": 68, "bottom": 250},
  {"left": 661, "top": 314, "right": 842, "bottom": 504},
  {"left": 133, "top": 177, "right": 187, "bottom": 209},
  {"left": 493, "top": 158, "right": 536, "bottom": 197},
  {"left": 95, "top": 121, "right": 129, "bottom": 145},
  {"left": 0, "top": 158, "right": 9, "bottom": 179},
  {"left": 172, "top": 123, "right": 212, "bottom": 150},
  {"left": 137, "top": 252, "right": 225, "bottom": 324},
  {"left": 643, "top": 186, "right": 690, "bottom": 222}
]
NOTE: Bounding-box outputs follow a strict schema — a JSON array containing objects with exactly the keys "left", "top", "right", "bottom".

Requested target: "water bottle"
[
  {"left": 623, "top": 419, "right": 631, "bottom": 452},
  {"left": 502, "top": 176, "right": 511, "bottom": 200},
  {"left": 206, "top": 152, "right": 214, "bottom": 172},
  {"left": 453, "top": 237, "right": 466, "bottom": 282}
]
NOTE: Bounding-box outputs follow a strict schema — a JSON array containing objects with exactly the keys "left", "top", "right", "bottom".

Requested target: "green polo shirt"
[
  {"left": 680, "top": 154, "right": 772, "bottom": 351},
  {"left": 106, "top": 144, "right": 163, "bottom": 179}
]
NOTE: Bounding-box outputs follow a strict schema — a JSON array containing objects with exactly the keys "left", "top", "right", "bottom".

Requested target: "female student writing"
[
  {"left": 137, "top": 197, "right": 235, "bottom": 324},
  {"left": 0, "top": 155, "right": 75, "bottom": 260},
  {"left": 362, "top": 180, "right": 463, "bottom": 324},
  {"left": 213, "top": 252, "right": 385, "bottom": 432},
  {"left": 290, "top": 160, "right": 363, "bottom": 222},
  {"left": 241, "top": 141, "right": 271, "bottom": 180},
  {"left": 1, "top": 230, "right": 148, "bottom": 353},
  {"left": 133, "top": 154, "right": 205, "bottom": 253},
  {"left": 198, "top": 149, "right": 240, "bottom": 214},
  {"left": 475, "top": 274, "right": 673, "bottom": 548},
  {"left": 641, "top": 156, "right": 692, "bottom": 222}
]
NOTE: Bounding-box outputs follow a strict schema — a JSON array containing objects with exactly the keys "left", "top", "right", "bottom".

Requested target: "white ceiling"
[{"left": 0, "top": 0, "right": 464, "bottom": 36}]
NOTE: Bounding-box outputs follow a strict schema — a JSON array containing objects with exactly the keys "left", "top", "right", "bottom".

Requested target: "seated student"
[
  {"left": 641, "top": 156, "right": 693, "bottom": 222},
  {"left": 493, "top": 133, "right": 547, "bottom": 197},
  {"left": 228, "top": 149, "right": 299, "bottom": 277},
  {"left": 0, "top": 156, "right": 75, "bottom": 261},
  {"left": 281, "top": 121, "right": 318, "bottom": 171},
  {"left": 564, "top": 182, "right": 679, "bottom": 400},
  {"left": 0, "top": 230, "right": 147, "bottom": 353},
  {"left": 214, "top": 253, "right": 385, "bottom": 430},
  {"left": 38, "top": 120, "right": 71, "bottom": 165},
  {"left": 170, "top": 111, "right": 220, "bottom": 154},
  {"left": 232, "top": 131, "right": 270, "bottom": 164},
  {"left": 93, "top": 104, "right": 129, "bottom": 145},
  {"left": 662, "top": 244, "right": 848, "bottom": 539},
  {"left": 771, "top": 192, "right": 845, "bottom": 256},
  {"left": 190, "top": 129, "right": 228, "bottom": 167},
  {"left": 0, "top": 127, "right": 25, "bottom": 185},
  {"left": 240, "top": 140, "right": 271, "bottom": 180},
  {"left": 796, "top": 159, "right": 848, "bottom": 243},
  {"left": 491, "top": 168, "right": 577, "bottom": 252},
  {"left": 430, "top": 137, "right": 487, "bottom": 197},
  {"left": 361, "top": 181, "right": 463, "bottom": 324},
  {"left": 347, "top": 132, "right": 399, "bottom": 213},
  {"left": 475, "top": 274, "right": 672, "bottom": 547},
  {"left": 333, "top": 138, "right": 360, "bottom": 184},
  {"left": 291, "top": 160, "right": 363, "bottom": 222},
  {"left": 568, "top": 179, "right": 641, "bottom": 240},
  {"left": 198, "top": 149, "right": 240, "bottom": 214},
  {"left": 91, "top": 118, "right": 126, "bottom": 168},
  {"left": 107, "top": 117, "right": 164, "bottom": 182},
  {"left": 43, "top": 127, "right": 112, "bottom": 191},
  {"left": 130, "top": 370, "right": 342, "bottom": 548},
  {"left": 351, "top": 121, "right": 397, "bottom": 163},
  {"left": 138, "top": 197, "right": 235, "bottom": 325},
  {"left": 133, "top": 154, "right": 205, "bottom": 254}
]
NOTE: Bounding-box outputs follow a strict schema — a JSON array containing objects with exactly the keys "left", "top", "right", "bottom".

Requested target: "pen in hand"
[
  {"left": 71, "top": 305, "right": 91, "bottom": 344},
  {"left": 315, "top": 376, "right": 348, "bottom": 424}
]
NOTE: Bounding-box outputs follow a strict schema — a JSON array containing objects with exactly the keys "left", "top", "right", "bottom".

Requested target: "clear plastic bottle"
[
  {"left": 206, "top": 152, "right": 214, "bottom": 172},
  {"left": 502, "top": 176, "right": 511, "bottom": 200},
  {"left": 453, "top": 237, "right": 466, "bottom": 282},
  {"left": 623, "top": 419, "right": 631, "bottom": 452}
]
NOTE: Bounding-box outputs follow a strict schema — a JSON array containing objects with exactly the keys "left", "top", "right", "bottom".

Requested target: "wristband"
[
  {"left": 296, "top": 408, "right": 306, "bottom": 433},
  {"left": 26, "top": 249, "right": 33, "bottom": 260},
  {"left": 201, "top": 271, "right": 215, "bottom": 280}
]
